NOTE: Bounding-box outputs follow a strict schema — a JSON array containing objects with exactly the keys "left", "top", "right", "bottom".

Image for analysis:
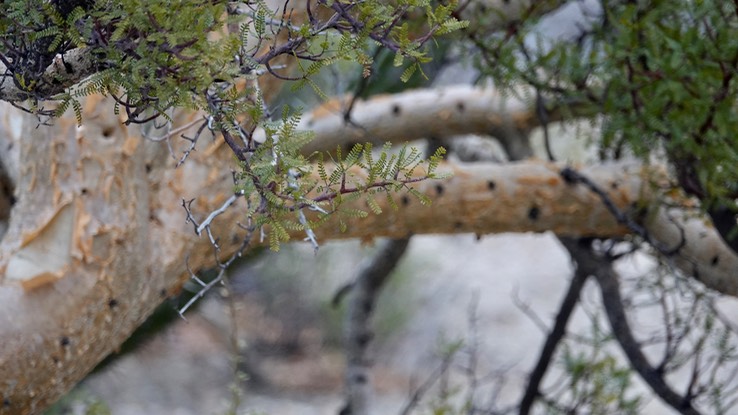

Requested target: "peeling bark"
[{"left": 0, "top": 90, "right": 736, "bottom": 414}]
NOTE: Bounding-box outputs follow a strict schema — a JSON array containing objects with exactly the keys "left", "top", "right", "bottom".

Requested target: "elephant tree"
[{"left": 0, "top": 0, "right": 737, "bottom": 414}]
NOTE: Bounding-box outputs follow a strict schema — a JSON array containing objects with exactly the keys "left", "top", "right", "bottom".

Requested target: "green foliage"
[
  {"left": 472, "top": 0, "right": 738, "bottom": 209},
  {"left": 87, "top": 0, "right": 236, "bottom": 119},
  {"left": 546, "top": 318, "right": 642, "bottom": 415},
  {"left": 0, "top": 0, "right": 464, "bottom": 250},
  {"left": 236, "top": 113, "right": 447, "bottom": 250},
  {"left": 555, "top": 346, "right": 641, "bottom": 415},
  {"left": 42, "top": 387, "right": 111, "bottom": 415},
  {"left": 1, "top": 0, "right": 464, "bottom": 121}
]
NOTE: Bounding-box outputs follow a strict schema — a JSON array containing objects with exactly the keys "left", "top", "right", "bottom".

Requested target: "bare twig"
[
  {"left": 179, "top": 184, "right": 252, "bottom": 315},
  {"left": 560, "top": 166, "right": 687, "bottom": 257},
  {"left": 399, "top": 352, "right": 457, "bottom": 415},
  {"left": 178, "top": 229, "right": 254, "bottom": 316},
  {"left": 463, "top": 293, "right": 481, "bottom": 409},
  {"left": 195, "top": 191, "right": 245, "bottom": 236},
  {"left": 567, "top": 241, "right": 703, "bottom": 415}
]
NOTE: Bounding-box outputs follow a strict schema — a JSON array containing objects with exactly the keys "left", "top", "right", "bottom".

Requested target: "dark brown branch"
[
  {"left": 567, "top": 242, "right": 703, "bottom": 415},
  {"left": 518, "top": 238, "right": 589, "bottom": 415},
  {"left": 560, "top": 166, "right": 686, "bottom": 256},
  {"left": 706, "top": 205, "right": 738, "bottom": 256}
]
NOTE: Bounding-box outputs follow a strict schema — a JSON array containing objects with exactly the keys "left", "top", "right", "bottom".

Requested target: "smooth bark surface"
[{"left": 254, "top": 85, "right": 560, "bottom": 154}]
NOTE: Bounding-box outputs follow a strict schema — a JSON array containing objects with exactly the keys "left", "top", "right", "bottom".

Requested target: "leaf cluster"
[
  {"left": 471, "top": 0, "right": 738, "bottom": 209},
  {"left": 2, "top": 0, "right": 464, "bottom": 251},
  {"left": 236, "top": 116, "right": 447, "bottom": 249},
  {"left": 0, "top": 0, "right": 92, "bottom": 97}
]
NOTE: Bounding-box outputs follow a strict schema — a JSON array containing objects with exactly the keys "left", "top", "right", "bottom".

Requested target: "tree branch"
[
  {"left": 338, "top": 238, "right": 410, "bottom": 415},
  {"left": 518, "top": 241, "right": 588, "bottom": 415},
  {"left": 253, "top": 85, "right": 563, "bottom": 154},
  {"left": 0, "top": 89, "right": 736, "bottom": 413},
  {"left": 250, "top": 84, "right": 596, "bottom": 156},
  {"left": 566, "top": 243, "right": 702, "bottom": 415}
]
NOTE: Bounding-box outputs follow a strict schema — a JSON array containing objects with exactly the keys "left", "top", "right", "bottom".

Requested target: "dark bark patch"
[
  {"left": 363, "top": 301, "right": 373, "bottom": 314},
  {"left": 454, "top": 221, "right": 464, "bottom": 229},
  {"left": 357, "top": 332, "right": 372, "bottom": 347},
  {"left": 692, "top": 266, "right": 701, "bottom": 280}
]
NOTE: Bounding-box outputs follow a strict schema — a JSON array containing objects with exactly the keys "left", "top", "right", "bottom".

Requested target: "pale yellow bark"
[
  {"left": 0, "top": 1, "right": 589, "bottom": 412},
  {"left": 0, "top": 89, "right": 736, "bottom": 414}
]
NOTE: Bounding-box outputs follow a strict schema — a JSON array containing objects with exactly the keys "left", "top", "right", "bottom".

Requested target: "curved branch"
[
  {"left": 1, "top": 93, "right": 737, "bottom": 414},
  {"left": 253, "top": 85, "right": 546, "bottom": 154},
  {"left": 519, "top": 239, "right": 588, "bottom": 415},
  {"left": 568, "top": 245, "right": 702, "bottom": 415}
]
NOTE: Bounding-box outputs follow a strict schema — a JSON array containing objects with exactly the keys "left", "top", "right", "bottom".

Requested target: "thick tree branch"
[
  {"left": 249, "top": 86, "right": 590, "bottom": 164},
  {"left": 0, "top": 90, "right": 736, "bottom": 414},
  {"left": 459, "top": 0, "right": 568, "bottom": 28},
  {"left": 254, "top": 85, "right": 565, "bottom": 154}
]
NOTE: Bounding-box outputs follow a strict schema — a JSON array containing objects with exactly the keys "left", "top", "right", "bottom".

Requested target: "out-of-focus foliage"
[{"left": 471, "top": 0, "right": 738, "bottom": 211}]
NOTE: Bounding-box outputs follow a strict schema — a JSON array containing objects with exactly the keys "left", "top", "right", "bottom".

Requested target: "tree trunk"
[{"left": 0, "top": 93, "right": 736, "bottom": 414}]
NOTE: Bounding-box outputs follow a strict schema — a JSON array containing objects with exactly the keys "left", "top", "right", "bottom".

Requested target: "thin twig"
[
  {"left": 399, "top": 352, "right": 456, "bottom": 415},
  {"left": 560, "top": 166, "right": 687, "bottom": 256},
  {"left": 195, "top": 191, "right": 245, "bottom": 236},
  {"left": 178, "top": 230, "right": 254, "bottom": 316},
  {"left": 568, "top": 241, "right": 703, "bottom": 415}
]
